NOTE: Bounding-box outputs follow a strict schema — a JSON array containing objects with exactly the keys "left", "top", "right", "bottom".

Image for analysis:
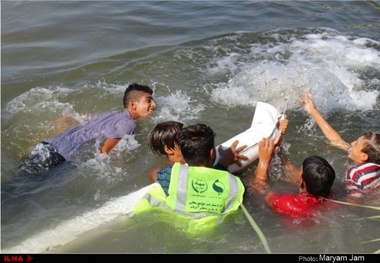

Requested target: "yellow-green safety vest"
[{"left": 134, "top": 162, "right": 245, "bottom": 216}]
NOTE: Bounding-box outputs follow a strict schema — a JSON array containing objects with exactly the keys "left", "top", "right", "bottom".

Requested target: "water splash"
[{"left": 206, "top": 28, "right": 379, "bottom": 114}]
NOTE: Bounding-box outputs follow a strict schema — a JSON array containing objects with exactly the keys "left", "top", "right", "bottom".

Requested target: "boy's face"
[
  {"left": 348, "top": 135, "right": 368, "bottom": 163},
  {"left": 133, "top": 92, "right": 156, "bottom": 119}
]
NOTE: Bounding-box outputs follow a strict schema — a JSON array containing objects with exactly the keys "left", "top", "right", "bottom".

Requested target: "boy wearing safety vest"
[
  {"left": 147, "top": 120, "right": 248, "bottom": 182},
  {"left": 134, "top": 124, "right": 246, "bottom": 230}
]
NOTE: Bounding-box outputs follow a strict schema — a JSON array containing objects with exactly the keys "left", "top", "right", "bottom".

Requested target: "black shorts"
[{"left": 19, "top": 142, "right": 66, "bottom": 174}]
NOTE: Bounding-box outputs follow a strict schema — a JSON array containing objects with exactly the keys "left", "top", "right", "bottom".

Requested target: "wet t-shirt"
[
  {"left": 346, "top": 162, "right": 380, "bottom": 199},
  {"left": 44, "top": 110, "right": 136, "bottom": 161},
  {"left": 267, "top": 192, "right": 322, "bottom": 218}
]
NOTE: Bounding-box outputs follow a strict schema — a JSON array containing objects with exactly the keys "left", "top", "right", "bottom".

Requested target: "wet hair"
[
  {"left": 302, "top": 156, "right": 335, "bottom": 198},
  {"left": 148, "top": 121, "right": 184, "bottom": 156},
  {"left": 361, "top": 131, "right": 380, "bottom": 165},
  {"left": 176, "top": 123, "right": 215, "bottom": 166},
  {"left": 123, "top": 83, "right": 153, "bottom": 108}
]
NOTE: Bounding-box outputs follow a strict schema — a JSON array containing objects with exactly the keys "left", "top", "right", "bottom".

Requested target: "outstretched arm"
[{"left": 303, "top": 92, "right": 350, "bottom": 151}]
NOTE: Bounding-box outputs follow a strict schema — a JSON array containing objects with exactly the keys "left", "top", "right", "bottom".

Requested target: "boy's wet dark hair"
[
  {"left": 123, "top": 83, "right": 153, "bottom": 108},
  {"left": 148, "top": 121, "right": 184, "bottom": 156},
  {"left": 361, "top": 131, "right": 380, "bottom": 164},
  {"left": 302, "top": 156, "right": 335, "bottom": 198},
  {"left": 176, "top": 123, "right": 215, "bottom": 166}
]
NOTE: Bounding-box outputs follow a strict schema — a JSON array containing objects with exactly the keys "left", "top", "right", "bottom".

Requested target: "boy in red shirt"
[{"left": 251, "top": 136, "right": 335, "bottom": 219}]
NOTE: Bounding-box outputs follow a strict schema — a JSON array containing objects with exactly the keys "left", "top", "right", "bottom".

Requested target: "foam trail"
[{"left": 2, "top": 184, "right": 154, "bottom": 253}]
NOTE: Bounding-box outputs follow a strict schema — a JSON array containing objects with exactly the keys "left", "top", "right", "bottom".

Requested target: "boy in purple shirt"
[{"left": 19, "top": 83, "right": 156, "bottom": 174}]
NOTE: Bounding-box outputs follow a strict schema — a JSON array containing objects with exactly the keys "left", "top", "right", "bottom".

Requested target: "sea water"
[{"left": 1, "top": 1, "right": 380, "bottom": 254}]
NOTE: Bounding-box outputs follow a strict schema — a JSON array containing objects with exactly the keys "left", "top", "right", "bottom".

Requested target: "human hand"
[
  {"left": 302, "top": 92, "right": 316, "bottom": 114},
  {"left": 258, "top": 137, "right": 276, "bottom": 165},
  {"left": 218, "top": 140, "right": 248, "bottom": 168}
]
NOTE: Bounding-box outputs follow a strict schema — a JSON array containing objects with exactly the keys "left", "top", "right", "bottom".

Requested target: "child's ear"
[
  {"left": 299, "top": 180, "right": 306, "bottom": 193},
  {"left": 360, "top": 152, "right": 369, "bottom": 162},
  {"left": 164, "top": 145, "right": 175, "bottom": 155},
  {"left": 129, "top": 99, "right": 137, "bottom": 110},
  {"left": 210, "top": 147, "right": 215, "bottom": 159}
]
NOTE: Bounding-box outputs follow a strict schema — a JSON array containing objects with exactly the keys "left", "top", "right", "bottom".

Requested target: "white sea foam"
[{"left": 208, "top": 30, "right": 379, "bottom": 113}]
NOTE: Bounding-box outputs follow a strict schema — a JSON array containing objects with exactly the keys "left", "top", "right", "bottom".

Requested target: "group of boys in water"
[{"left": 19, "top": 83, "right": 380, "bottom": 223}]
